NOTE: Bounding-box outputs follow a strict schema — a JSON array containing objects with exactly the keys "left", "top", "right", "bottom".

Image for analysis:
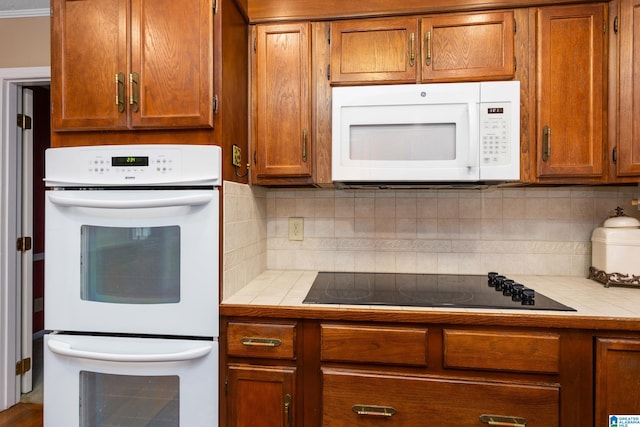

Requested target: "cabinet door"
[
  {"left": 227, "top": 364, "right": 296, "bottom": 427},
  {"left": 617, "top": 0, "right": 640, "bottom": 176},
  {"left": 130, "top": 0, "right": 214, "bottom": 128},
  {"left": 421, "top": 11, "right": 515, "bottom": 82},
  {"left": 330, "top": 18, "right": 419, "bottom": 84},
  {"left": 536, "top": 4, "right": 607, "bottom": 179},
  {"left": 254, "top": 23, "right": 312, "bottom": 179},
  {"left": 51, "top": 0, "right": 128, "bottom": 131},
  {"left": 322, "top": 369, "right": 559, "bottom": 426},
  {"left": 595, "top": 338, "right": 640, "bottom": 426}
]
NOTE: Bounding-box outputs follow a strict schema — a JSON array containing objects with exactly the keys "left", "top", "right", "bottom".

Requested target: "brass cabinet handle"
[
  {"left": 409, "top": 32, "right": 415, "bottom": 66},
  {"left": 480, "top": 414, "right": 527, "bottom": 426},
  {"left": 240, "top": 337, "right": 282, "bottom": 347},
  {"left": 542, "top": 125, "right": 551, "bottom": 162},
  {"left": 115, "top": 73, "right": 125, "bottom": 112},
  {"left": 129, "top": 72, "right": 139, "bottom": 112},
  {"left": 284, "top": 394, "right": 292, "bottom": 427},
  {"left": 302, "top": 129, "right": 308, "bottom": 162},
  {"left": 352, "top": 404, "right": 397, "bottom": 417},
  {"left": 425, "top": 31, "right": 432, "bottom": 65}
]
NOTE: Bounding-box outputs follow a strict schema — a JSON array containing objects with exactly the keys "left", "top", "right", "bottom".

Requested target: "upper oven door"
[{"left": 45, "top": 188, "right": 219, "bottom": 337}]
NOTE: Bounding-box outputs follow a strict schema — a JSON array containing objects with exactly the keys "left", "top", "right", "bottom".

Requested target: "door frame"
[{"left": 0, "top": 66, "right": 50, "bottom": 411}]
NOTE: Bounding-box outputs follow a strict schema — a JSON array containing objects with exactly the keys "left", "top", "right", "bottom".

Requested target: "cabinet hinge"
[
  {"left": 17, "top": 113, "right": 32, "bottom": 130},
  {"left": 213, "top": 94, "right": 219, "bottom": 115},
  {"left": 514, "top": 18, "right": 517, "bottom": 33},
  {"left": 15, "top": 358, "right": 31, "bottom": 376},
  {"left": 327, "top": 64, "right": 330, "bottom": 80},
  {"left": 612, "top": 146, "right": 617, "bottom": 164},
  {"left": 614, "top": 16, "right": 618, "bottom": 34},
  {"left": 603, "top": 20, "right": 607, "bottom": 34},
  {"left": 253, "top": 37, "right": 257, "bottom": 53},
  {"left": 253, "top": 150, "right": 257, "bottom": 165},
  {"left": 16, "top": 236, "right": 32, "bottom": 252},
  {"left": 514, "top": 56, "right": 517, "bottom": 72},
  {"left": 213, "top": 0, "right": 218, "bottom": 14},
  {"left": 224, "top": 376, "right": 228, "bottom": 396},
  {"left": 328, "top": 26, "right": 331, "bottom": 44}
]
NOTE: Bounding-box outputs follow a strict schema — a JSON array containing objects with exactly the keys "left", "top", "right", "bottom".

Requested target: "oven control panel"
[{"left": 45, "top": 145, "right": 222, "bottom": 187}]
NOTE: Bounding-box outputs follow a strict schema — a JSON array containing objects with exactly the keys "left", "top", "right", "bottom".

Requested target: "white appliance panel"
[
  {"left": 44, "top": 334, "right": 218, "bottom": 427},
  {"left": 45, "top": 188, "right": 219, "bottom": 337}
]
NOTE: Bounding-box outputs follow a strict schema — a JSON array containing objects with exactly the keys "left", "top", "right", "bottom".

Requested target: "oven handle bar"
[
  {"left": 48, "top": 193, "right": 214, "bottom": 209},
  {"left": 47, "top": 339, "right": 212, "bottom": 362}
]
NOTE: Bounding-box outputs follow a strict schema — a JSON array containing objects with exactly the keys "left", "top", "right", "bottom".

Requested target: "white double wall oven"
[{"left": 43, "top": 145, "right": 221, "bottom": 427}]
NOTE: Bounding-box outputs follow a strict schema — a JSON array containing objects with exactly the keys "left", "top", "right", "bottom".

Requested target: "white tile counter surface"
[{"left": 222, "top": 270, "right": 640, "bottom": 319}]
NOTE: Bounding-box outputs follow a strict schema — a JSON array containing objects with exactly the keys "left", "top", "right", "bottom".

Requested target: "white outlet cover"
[{"left": 288, "top": 217, "right": 304, "bottom": 241}]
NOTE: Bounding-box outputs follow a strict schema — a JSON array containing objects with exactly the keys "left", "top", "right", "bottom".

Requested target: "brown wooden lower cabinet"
[
  {"left": 227, "top": 364, "right": 296, "bottom": 427},
  {"left": 222, "top": 316, "right": 640, "bottom": 427},
  {"left": 322, "top": 369, "right": 559, "bottom": 426}
]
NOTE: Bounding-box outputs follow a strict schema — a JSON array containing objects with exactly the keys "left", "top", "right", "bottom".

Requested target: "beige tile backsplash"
[{"left": 223, "top": 181, "right": 640, "bottom": 298}]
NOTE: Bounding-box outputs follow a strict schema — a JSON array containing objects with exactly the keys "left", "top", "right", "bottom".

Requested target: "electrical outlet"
[
  {"left": 232, "top": 144, "right": 241, "bottom": 167},
  {"left": 288, "top": 217, "right": 304, "bottom": 241}
]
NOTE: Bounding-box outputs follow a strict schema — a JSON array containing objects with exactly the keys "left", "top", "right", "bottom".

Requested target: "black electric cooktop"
[{"left": 303, "top": 272, "right": 576, "bottom": 311}]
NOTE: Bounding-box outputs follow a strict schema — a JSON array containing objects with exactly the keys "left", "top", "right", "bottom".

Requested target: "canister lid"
[{"left": 603, "top": 215, "right": 640, "bottom": 228}]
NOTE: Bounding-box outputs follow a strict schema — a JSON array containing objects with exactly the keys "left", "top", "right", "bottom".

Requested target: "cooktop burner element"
[{"left": 303, "top": 272, "right": 576, "bottom": 311}]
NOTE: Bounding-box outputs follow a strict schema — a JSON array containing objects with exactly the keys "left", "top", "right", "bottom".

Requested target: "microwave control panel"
[{"left": 480, "top": 102, "right": 511, "bottom": 166}]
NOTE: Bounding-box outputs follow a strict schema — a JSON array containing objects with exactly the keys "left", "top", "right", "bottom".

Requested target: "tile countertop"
[{"left": 220, "top": 270, "right": 640, "bottom": 330}]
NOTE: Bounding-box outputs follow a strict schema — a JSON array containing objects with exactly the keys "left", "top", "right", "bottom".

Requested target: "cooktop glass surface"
[{"left": 303, "top": 272, "right": 576, "bottom": 311}]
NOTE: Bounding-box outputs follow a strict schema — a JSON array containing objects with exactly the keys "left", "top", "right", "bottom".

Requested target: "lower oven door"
[
  {"left": 44, "top": 334, "right": 218, "bottom": 427},
  {"left": 45, "top": 188, "right": 219, "bottom": 337}
]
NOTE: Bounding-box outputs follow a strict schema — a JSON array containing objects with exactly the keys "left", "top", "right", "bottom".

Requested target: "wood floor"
[{"left": 0, "top": 403, "right": 42, "bottom": 427}]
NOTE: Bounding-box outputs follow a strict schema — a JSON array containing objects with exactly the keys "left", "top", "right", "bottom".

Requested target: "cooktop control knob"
[
  {"left": 521, "top": 289, "right": 535, "bottom": 305},
  {"left": 502, "top": 279, "right": 515, "bottom": 296},
  {"left": 511, "top": 284, "right": 524, "bottom": 301}
]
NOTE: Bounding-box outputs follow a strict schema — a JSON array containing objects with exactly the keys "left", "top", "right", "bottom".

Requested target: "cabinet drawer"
[
  {"left": 321, "top": 324, "right": 428, "bottom": 366},
  {"left": 227, "top": 322, "right": 296, "bottom": 359},
  {"left": 322, "top": 369, "right": 559, "bottom": 426},
  {"left": 444, "top": 329, "right": 560, "bottom": 374}
]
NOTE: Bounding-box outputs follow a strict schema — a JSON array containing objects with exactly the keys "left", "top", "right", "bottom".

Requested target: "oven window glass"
[
  {"left": 80, "top": 371, "right": 179, "bottom": 427},
  {"left": 81, "top": 225, "right": 180, "bottom": 304}
]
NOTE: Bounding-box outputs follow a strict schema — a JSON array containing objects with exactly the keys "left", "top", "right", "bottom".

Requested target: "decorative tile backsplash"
[{"left": 223, "top": 181, "right": 639, "bottom": 297}]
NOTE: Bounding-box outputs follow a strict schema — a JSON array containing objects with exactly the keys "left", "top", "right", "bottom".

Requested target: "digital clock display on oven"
[{"left": 111, "top": 156, "right": 149, "bottom": 167}]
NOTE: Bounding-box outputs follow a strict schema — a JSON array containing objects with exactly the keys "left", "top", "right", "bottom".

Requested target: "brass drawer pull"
[
  {"left": 480, "top": 414, "right": 527, "bottom": 426},
  {"left": 240, "top": 337, "right": 282, "bottom": 347},
  {"left": 352, "top": 404, "right": 397, "bottom": 417},
  {"left": 542, "top": 125, "right": 551, "bottom": 162}
]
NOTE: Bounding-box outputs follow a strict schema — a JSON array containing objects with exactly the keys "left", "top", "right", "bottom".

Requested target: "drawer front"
[
  {"left": 321, "top": 324, "right": 428, "bottom": 366},
  {"left": 227, "top": 321, "right": 296, "bottom": 359},
  {"left": 444, "top": 329, "right": 560, "bottom": 374},
  {"left": 322, "top": 369, "right": 559, "bottom": 426}
]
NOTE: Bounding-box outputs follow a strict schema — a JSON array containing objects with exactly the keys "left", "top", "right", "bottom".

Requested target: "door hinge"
[
  {"left": 16, "top": 358, "right": 31, "bottom": 376},
  {"left": 17, "top": 236, "right": 32, "bottom": 252},
  {"left": 614, "top": 16, "right": 618, "bottom": 34},
  {"left": 213, "top": 0, "right": 218, "bottom": 14},
  {"left": 17, "top": 113, "right": 32, "bottom": 130}
]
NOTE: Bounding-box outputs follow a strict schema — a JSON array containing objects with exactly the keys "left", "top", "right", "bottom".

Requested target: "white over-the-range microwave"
[{"left": 332, "top": 81, "right": 520, "bottom": 188}]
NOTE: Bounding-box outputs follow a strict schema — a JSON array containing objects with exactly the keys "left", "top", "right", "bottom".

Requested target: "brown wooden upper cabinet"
[
  {"left": 615, "top": 0, "right": 640, "bottom": 177},
  {"left": 330, "top": 17, "right": 419, "bottom": 84},
  {"left": 421, "top": 11, "right": 515, "bottom": 82},
  {"left": 330, "top": 11, "right": 515, "bottom": 85},
  {"left": 252, "top": 23, "right": 313, "bottom": 182},
  {"left": 51, "top": 0, "right": 214, "bottom": 131},
  {"left": 535, "top": 3, "right": 607, "bottom": 180}
]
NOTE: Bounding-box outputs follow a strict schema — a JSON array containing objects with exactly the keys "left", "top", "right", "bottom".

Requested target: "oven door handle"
[
  {"left": 48, "top": 193, "right": 214, "bottom": 209},
  {"left": 47, "top": 339, "right": 212, "bottom": 362}
]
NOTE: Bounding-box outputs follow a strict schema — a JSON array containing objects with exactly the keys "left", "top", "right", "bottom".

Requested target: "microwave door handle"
[
  {"left": 468, "top": 106, "right": 480, "bottom": 170},
  {"left": 48, "top": 192, "right": 214, "bottom": 209},
  {"left": 47, "top": 339, "right": 212, "bottom": 362}
]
